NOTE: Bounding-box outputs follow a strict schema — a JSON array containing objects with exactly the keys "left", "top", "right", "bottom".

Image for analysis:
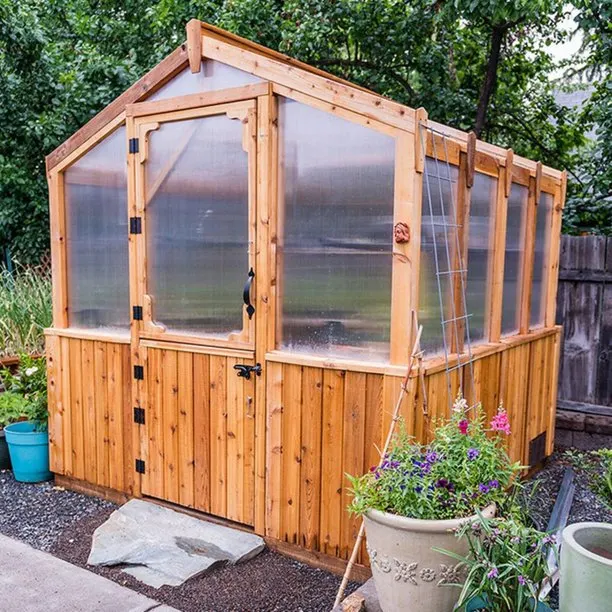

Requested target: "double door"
[{"left": 127, "top": 96, "right": 266, "bottom": 526}]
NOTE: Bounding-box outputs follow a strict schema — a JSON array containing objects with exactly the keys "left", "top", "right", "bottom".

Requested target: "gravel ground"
[
  {"left": 0, "top": 470, "right": 358, "bottom": 611},
  {"left": 0, "top": 448, "right": 609, "bottom": 611},
  {"left": 0, "top": 469, "right": 115, "bottom": 551},
  {"left": 525, "top": 450, "right": 612, "bottom": 530}
]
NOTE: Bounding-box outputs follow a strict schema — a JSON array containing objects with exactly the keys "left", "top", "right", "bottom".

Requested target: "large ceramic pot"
[
  {"left": 560, "top": 522, "right": 612, "bottom": 612},
  {"left": 364, "top": 505, "right": 495, "bottom": 612}
]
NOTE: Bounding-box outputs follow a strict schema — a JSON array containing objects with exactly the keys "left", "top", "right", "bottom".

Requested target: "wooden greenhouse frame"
[{"left": 45, "top": 20, "right": 565, "bottom": 574}]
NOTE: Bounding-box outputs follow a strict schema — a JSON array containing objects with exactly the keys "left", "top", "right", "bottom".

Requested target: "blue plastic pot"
[{"left": 4, "top": 421, "right": 52, "bottom": 483}]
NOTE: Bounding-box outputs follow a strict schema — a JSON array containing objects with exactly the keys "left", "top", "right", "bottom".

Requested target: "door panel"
[
  {"left": 141, "top": 347, "right": 256, "bottom": 525},
  {"left": 132, "top": 99, "right": 259, "bottom": 526},
  {"left": 135, "top": 100, "right": 257, "bottom": 348}
]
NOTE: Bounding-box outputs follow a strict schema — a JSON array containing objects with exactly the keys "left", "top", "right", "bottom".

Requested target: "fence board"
[{"left": 556, "top": 235, "right": 611, "bottom": 409}]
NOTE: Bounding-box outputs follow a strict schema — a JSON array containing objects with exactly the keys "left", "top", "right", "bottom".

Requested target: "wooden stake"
[{"left": 333, "top": 321, "right": 424, "bottom": 608}]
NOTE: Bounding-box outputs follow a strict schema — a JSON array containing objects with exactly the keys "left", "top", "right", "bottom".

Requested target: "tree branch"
[{"left": 312, "top": 58, "right": 415, "bottom": 97}]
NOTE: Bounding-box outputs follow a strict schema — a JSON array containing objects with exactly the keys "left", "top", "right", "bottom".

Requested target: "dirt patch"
[{"left": 51, "top": 510, "right": 360, "bottom": 612}]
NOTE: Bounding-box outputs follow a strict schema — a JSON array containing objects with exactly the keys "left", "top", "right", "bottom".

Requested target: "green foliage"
[
  {"left": 564, "top": 447, "right": 612, "bottom": 508},
  {"left": 349, "top": 398, "right": 520, "bottom": 520},
  {"left": 0, "top": 0, "right": 607, "bottom": 261},
  {"left": 0, "top": 264, "right": 52, "bottom": 358},
  {"left": 0, "top": 354, "right": 48, "bottom": 430},
  {"left": 439, "top": 513, "right": 556, "bottom": 611},
  {"left": 0, "top": 392, "right": 27, "bottom": 429}
]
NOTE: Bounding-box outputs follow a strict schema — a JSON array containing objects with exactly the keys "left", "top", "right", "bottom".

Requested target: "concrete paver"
[{"left": 0, "top": 534, "right": 179, "bottom": 612}]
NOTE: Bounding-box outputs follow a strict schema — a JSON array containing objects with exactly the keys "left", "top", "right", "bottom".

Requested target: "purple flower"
[
  {"left": 489, "top": 479, "right": 499, "bottom": 489},
  {"left": 487, "top": 567, "right": 498, "bottom": 580},
  {"left": 426, "top": 451, "right": 439, "bottom": 464},
  {"left": 518, "top": 575, "right": 526, "bottom": 586},
  {"left": 436, "top": 478, "right": 449, "bottom": 488},
  {"left": 467, "top": 448, "right": 480, "bottom": 460},
  {"left": 479, "top": 483, "right": 490, "bottom": 494},
  {"left": 414, "top": 485, "right": 423, "bottom": 494}
]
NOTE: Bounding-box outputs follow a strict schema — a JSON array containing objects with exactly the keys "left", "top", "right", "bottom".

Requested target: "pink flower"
[
  {"left": 490, "top": 408, "right": 511, "bottom": 435},
  {"left": 458, "top": 419, "right": 469, "bottom": 435}
]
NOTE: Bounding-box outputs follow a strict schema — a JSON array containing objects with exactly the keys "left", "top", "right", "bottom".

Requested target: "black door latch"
[{"left": 233, "top": 363, "right": 262, "bottom": 380}]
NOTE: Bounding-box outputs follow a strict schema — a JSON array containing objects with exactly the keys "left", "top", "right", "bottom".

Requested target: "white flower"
[
  {"left": 25, "top": 367, "right": 38, "bottom": 377},
  {"left": 452, "top": 395, "right": 468, "bottom": 413}
]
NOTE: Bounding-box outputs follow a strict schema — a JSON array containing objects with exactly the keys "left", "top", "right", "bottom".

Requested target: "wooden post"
[
  {"left": 186, "top": 19, "right": 203, "bottom": 73},
  {"left": 488, "top": 152, "right": 512, "bottom": 342},
  {"left": 48, "top": 171, "right": 68, "bottom": 328},
  {"left": 519, "top": 162, "right": 542, "bottom": 333}
]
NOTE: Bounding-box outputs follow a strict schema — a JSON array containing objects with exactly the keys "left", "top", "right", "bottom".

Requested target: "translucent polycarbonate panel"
[
  {"left": 419, "top": 158, "right": 459, "bottom": 356},
  {"left": 146, "top": 114, "right": 249, "bottom": 336},
  {"left": 530, "top": 192, "right": 553, "bottom": 327},
  {"left": 465, "top": 173, "right": 497, "bottom": 344},
  {"left": 278, "top": 98, "right": 395, "bottom": 361},
  {"left": 64, "top": 126, "right": 129, "bottom": 330},
  {"left": 148, "top": 60, "right": 261, "bottom": 101},
  {"left": 501, "top": 183, "right": 529, "bottom": 335}
]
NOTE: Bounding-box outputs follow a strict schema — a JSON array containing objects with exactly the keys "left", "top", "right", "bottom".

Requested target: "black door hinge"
[
  {"left": 132, "top": 305, "right": 143, "bottom": 321},
  {"left": 129, "top": 217, "right": 142, "bottom": 234},
  {"left": 135, "top": 459, "right": 145, "bottom": 474},
  {"left": 133, "top": 407, "right": 145, "bottom": 425},
  {"left": 129, "top": 138, "right": 139, "bottom": 154},
  {"left": 133, "top": 365, "right": 144, "bottom": 380}
]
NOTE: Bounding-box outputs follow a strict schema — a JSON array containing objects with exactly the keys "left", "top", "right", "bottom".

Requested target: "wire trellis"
[{"left": 419, "top": 126, "right": 476, "bottom": 409}]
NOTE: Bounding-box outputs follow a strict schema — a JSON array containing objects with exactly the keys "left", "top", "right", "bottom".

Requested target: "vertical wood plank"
[
  {"left": 178, "top": 351, "right": 195, "bottom": 508},
  {"left": 46, "top": 334, "right": 63, "bottom": 474},
  {"left": 265, "top": 361, "right": 283, "bottom": 538},
  {"left": 340, "top": 372, "right": 366, "bottom": 560},
  {"left": 48, "top": 171, "right": 68, "bottom": 327},
  {"left": 107, "top": 343, "right": 125, "bottom": 492},
  {"left": 226, "top": 356, "right": 244, "bottom": 523},
  {"left": 81, "top": 340, "right": 97, "bottom": 484},
  {"left": 519, "top": 173, "right": 539, "bottom": 333},
  {"left": 299, "top": 366, "right": 323, "bottom": 550},
  {"left": 242, "top": 365, "right": 256, "bottom": 526},
  {"left": 122, "top": 344, "right": 136, "bottom": 496},
  {"left": 147, "top": 348, "right": 164, "bottom": 498},
  {"left": 209, "top": 355, "right": 227, "bottom": 518},
  {"left": 162, "top": 349, "right": 179, "bottom": 504},
  {"left": 546, "top": 331, "right": 562, "bottom": 455},
  {"left": 193, "top": 353, "right": 211, "bottom": 512},
  {"left": 319, "top": 369, "right": 345, "bottom": 557},
  {"left": 280, "top": 364, "right": 302, "bottom": 543},
  {"left": 94, "top": 341, "right": 109, "bottom": 488},
  {"left": 60, "top": 337, "right": 73, "bottom": 476}
]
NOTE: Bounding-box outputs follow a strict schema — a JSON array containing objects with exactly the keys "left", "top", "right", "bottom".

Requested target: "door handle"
[
  {"left": 234, "top": 363, "right": 262, "bottom": 380},
  {"left": 243, "top": 268, "right": 255, "bottom": 319}
]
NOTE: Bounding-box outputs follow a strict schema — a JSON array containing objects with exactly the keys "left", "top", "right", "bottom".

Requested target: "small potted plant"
[
  {"left": 1, "top": 354, "right": 51, "bottom": 482},
  {"left": 440, "top": 512, "right": 556, "bottom": 611},
  {"left": 349, "top": 396, "right": 520, "bottom": 612}
]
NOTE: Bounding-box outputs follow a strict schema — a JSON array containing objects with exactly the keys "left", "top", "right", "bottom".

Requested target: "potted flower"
[
  {"left": 439, "top": 512, "right": 556, "bottom": 611},
  {"left": 1, "top": 354, "right": 51, "bottom": 482},
  {"left": 349, "top": 396, "right": 520, "bottom": 612}
]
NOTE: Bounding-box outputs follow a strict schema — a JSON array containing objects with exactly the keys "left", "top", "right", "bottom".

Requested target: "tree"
[{"left": 0, "top": 0, "right": 601, "bottom": 262}]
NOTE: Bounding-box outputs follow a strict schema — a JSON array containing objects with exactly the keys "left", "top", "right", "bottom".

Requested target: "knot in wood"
[{"left": 394, "top": 222, "right": 410, "bottom": 244}]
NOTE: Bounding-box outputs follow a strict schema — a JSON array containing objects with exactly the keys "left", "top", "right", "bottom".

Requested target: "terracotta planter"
[
  {"left": 560, "top": 522, "right": 612, "bottom": 612},
  {"left": 364, "top": 505, "right": 495, "bottom": 612}
]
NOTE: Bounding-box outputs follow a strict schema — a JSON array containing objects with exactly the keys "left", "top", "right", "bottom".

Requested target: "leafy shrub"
[
  {"left": 439, "top": 513, "right": 556, "bottom": 612},
  {"left": 0, "top": 264, "right": 52, "bottom": 358},
  {"left": 564, "top": 448, "right": 612, "bottom": 509},
  {"left": 349, "top": 396, "right": 521, "bottom": 520},
  {"left": 0, "top": 392, "right": 27, "bottom": 429},
  {"left": 0, "top": 354, "right": 47, "bottom": 430}
]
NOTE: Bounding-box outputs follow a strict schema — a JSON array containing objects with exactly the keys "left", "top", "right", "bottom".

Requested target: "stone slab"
[
  {"left": 0, "top": 533, "right": 178, "bottom": 611},
  {"left": 88, "top": 499, "right": 265, "bottom": 588}
]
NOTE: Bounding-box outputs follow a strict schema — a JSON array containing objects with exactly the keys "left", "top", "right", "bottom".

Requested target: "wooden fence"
[{"left": 556, "top": 235, "right": 611, "bottom": 411}]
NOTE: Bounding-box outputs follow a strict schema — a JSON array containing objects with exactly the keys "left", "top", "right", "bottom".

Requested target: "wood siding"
[
  {"left": 263, "top": 328, "right": 560, "bottom": 566},
  {"left": 556, "top": 235, "right": 611, "bottom": 410},
  {"left": 46, "top": 335, "right": 135, "bottom": 495}
]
